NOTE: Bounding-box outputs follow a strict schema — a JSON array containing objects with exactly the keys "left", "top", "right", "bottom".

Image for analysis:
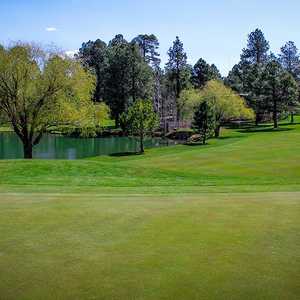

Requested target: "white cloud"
[
  {"left": 46, "top": 27, "right": 57, "bottom": 32},
  {"left": 65, "top": 50, "right": 78, "bottom": 58}
]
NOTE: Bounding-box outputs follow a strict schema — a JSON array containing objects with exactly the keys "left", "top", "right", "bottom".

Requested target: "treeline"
[
  {"left": 74, "top": 34, "right": 221, "bottom": 127},
  {"left": 226, "top": 29, "right": 300, "bottom": 127},
  {"left": 76, "top": 29, "right": 300, "bottom": 129}
]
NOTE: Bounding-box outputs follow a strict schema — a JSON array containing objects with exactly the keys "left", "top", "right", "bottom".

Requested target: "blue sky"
[{"left": 1, "top": 0, "right": 300, "bottom": 75}]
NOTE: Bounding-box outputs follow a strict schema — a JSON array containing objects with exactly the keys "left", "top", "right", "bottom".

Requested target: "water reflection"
[{"left": 0, "top": 132, "right": 177, "bottom": 159}]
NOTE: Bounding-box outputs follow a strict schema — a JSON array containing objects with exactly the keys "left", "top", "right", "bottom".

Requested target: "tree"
[
  {"left": 179, "top": 80, "right": 254, "bottom": 137},
  {"left": 279, "top": 41, "right": 300, "bottom": 123},
  {"left": 226, "top": 29, "right": 270, "bottom": 125},
  {"left": 192, "top": 58, "right": 221, "bottom": 88},
  {"left": 279, "top": 41, "right": 300, "bottom": 79},
  {"left": 165, "top": 36, "right": 190, "bottom": 121},
  {"left": 132, "top": 34, "right": 161, "bottom": 68},
  {"left": 128, "top": 42, "right": 154, "bottom": 103},
  {"left": 241, "top": 29, "right": 270, "bottom": 64},
  {"left": 122, "top": 99, "right": 158, "bottom": 153},
  {"left": 0, "top": 44, "right": 95, "bottom": 158},
  {"left": 76, "top": 39, "right": 107, "bottom": 102},
  {"left": 261, "top": 60, "right": 298, "bottom": 128},
  {"left": 192, "top": 101, "right": 215, "bottom": 144},
  {"left": 105, "top": 35, "right": 131, "bottom": 126},
  {"left": 105, "top": 35, "right": 154, "bottom": 126}
]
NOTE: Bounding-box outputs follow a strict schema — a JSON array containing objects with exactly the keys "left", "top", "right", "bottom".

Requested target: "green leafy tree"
[
  {"left": 105, "top": 35, "right": 131, "bottom": 126},
  {"left": 0, "top": 44, "right": 95, "bottom": 158},
  {"left": 192, "top": 101, "right": 215, "bottom": 144},
  {"left": 192, "top": 58, "right": 221, "bottom": 88},
  {"left": 122, "top": 99, "right": 158, "bottom": 153},
  {"left": 261, "top": 60, "right": 299, "bottom": 128},
  {"left": 180, "top": 80, "right": 254, "bottom": 137},
  {"left": 76, "top": 39, "right": 107, "bottom": 102}
]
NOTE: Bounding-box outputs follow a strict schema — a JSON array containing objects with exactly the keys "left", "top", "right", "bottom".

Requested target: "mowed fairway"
[{"left": 0, "top": 121, "right": 300, "bottom": 299}]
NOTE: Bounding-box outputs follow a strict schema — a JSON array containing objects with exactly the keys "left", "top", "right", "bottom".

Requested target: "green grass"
[{"left": 0, "top": 119, "right": 300, "bottom": 299}]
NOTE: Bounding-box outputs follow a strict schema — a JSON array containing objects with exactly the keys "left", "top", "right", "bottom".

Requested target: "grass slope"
[{"left": 0, "top": 120, "right": 300, "bottom": 299}]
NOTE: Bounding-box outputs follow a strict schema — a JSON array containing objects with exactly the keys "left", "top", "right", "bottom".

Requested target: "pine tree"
[
  {"left": 192, "top": 101, "right": 215, "bottom": 144},
  {"left": 241, "top": 29, "right": 270, "bottom": 64},
  {"left": 132, "top": 34, "right": 161, "bottom": 68},
  {"left": 192, "top": 58, "right": 221, "bottom": 88},
  {"left": 165, "top": 36, "right": 190, "bottom": 121},
  {"left": 279, "top": 41, "right": 300, "bottom": 79},
  {"left": 262, "top": 60, "right": 298, "bottom": 128}
]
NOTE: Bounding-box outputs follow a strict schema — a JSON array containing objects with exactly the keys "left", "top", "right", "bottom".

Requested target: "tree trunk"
[
  {"left": 115, "top": 114, "right": 120, "bottom": 128},
  {"left": 23, "top": 142, "right": 33, "bottom": 159},
  {"left": 273, "top": 99, "right": 278, "bottom": 129},
  {"left": 202, "top": 127, "right": 207, "bottom": 145},
  {"left": 291, "top": 112, "right": 294, "bottom": 124},
  {"left": 214, "top": 125, "right": 221, "bottom": 138},
  {"left": 255, "top": 114, "right": 259, "bottom": 126},
  {"left": 140, "top": 134, "right": 144, "bottom": 153}
]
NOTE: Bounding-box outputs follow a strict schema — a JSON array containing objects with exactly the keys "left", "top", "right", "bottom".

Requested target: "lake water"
[{"left": 0, "top": 132, "right": 178, "bottom": 159}]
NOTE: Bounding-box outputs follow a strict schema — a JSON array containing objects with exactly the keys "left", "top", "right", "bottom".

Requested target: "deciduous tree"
[
  {"left": 0, "top": 44, "right": 95, "bottom": 158},
  {"left": 122, "top": 99, "right": 158, "bottom": 153}
]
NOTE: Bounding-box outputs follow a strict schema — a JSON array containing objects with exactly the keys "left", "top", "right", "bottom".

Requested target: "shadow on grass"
[
  {"left": 109, "top": 151, "right": 143, "bottom": 157},
  {"left": 238, "top": 127, "right": 293, "bottom": 133},
  {"left": 185, "top": 142, "right": 207, "bottom": 146}
]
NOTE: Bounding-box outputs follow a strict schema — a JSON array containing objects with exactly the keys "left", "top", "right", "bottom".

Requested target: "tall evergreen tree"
[
  {"left": 76, "top": 39, "right": 107, "bottom": 102},
  {"left": 128, "top": 42, "right": 154, "bottom": 103},
  {"left": 105, "top": 35, "right": 154, "bottom": 126},
  {"left": 241, "top": 28, "right": 270, "bottom": 64},
  {"left": 227, "top": 29, "right": 270, "bottom": 125},
  {"left": 132, "top": 34, "right": 161, "bottom": 68},
  {"left": 279, "top": 41, "right": 300, "bottom": 79},
  {"left": 262, "top": 60, "right": 298, "bottom": 128},
  {"left": 165, "top": 36, "right": 190, "bottom": 121}
]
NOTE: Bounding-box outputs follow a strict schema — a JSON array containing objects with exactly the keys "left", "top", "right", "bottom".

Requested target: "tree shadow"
[
  {"left": 237, "top": 127, "right": 293, "bottom": 133},
  {"left": 185, "top": 142, "right": 207, "bottom": 146},
  {"left": 109, "top": 151, "right": 143, "bottom": 157}
]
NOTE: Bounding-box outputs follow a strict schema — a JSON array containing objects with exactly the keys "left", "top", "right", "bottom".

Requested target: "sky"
[{"left": 1, "top": 0, "right": 300, "bottom": 75}]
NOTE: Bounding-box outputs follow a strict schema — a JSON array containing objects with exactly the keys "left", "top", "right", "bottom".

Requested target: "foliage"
[
  {"left": 241, "top": 28, "right": 270, "bottom": 64},
  {"left": 192, "top": 58, "right": 221, "bottom": 88},
  {"left": 192, "top": 101, "right": 215, "bottom": 144},
  {"left": 279, "top": 41, "right": 300, "bottom": 79},
  {"left": 121, "top": 99, "right": 158, "bottom": 153},
  {"left": 261, "top": 60, "right": 299, "bottom": 128},
  {"left": 165, "top": 36, "right": 191, "bottom": 121},
  {"left": 0, "top": 44, "right": 95, "bottom": 157},
  {"left": 180, "top": 80, "right": 254, "bottom": 137},
  {"left": 94, "top": 102, "right": 111, "bottom": 126},
  {"left": 104, "top": 35, "right": 154, "bottom": 126},
  {"left": 131, "top": 34, "right": 161, "bottom": 68},
  {"left": 76, "top": 39, "right": 107, "bottom": 102}
]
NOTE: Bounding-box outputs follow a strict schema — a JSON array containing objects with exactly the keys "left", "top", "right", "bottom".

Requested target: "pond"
[{"left": 0, "top": 132, "right": 178, "bottom": 159}]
